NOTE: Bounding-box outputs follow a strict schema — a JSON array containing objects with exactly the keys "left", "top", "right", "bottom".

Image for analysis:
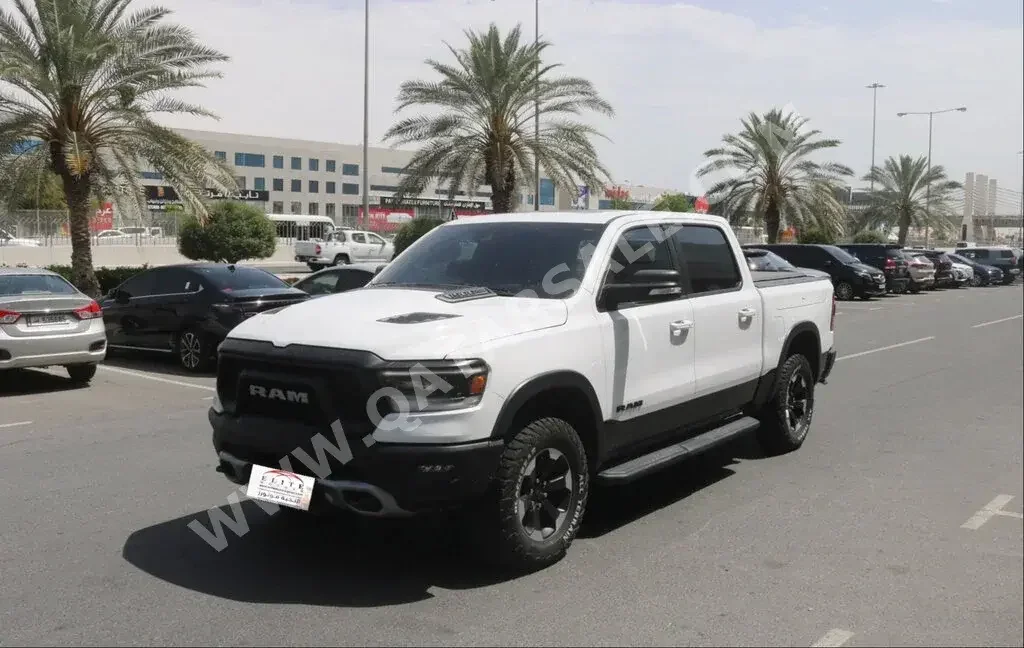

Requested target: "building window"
[
  {"left": 326, "top": 160, "right": 336, "bottom": 173},
  {"left": 290, "top": 201, "right": 302, "bottom": 214},
  {"left": 141, "top": 171, "right": 163, "bottom": 180},
  {"left": 290, "top": 179, "right": 301, "bottom": 192},
  {"left": 253, "top": 177, "right": 266, "bottom": 191},
  {"left": 290, "top": 156, "right": 301, "bottom": 170},
  {"left": 342, "top": 183, "right": 359, "bottom": 195},
  {"left": 309, "top": 180, "right": 319, "bottom": 193},
  {"left": 309, "top": 158, "right": 319, "bottom": 172},
  {"left": 272, "top": 178, "right": 284, "bottom": 192},
  {"left": 539, "top": 178, "right": 555, "bottom": 205},
  {"left": 382, "top": 166, "right": 407, "bottom": 174},
  {"left": 325, "top": 203, "right": 336, "bottom": 218},
  {"left": 272, "top": 201, "right": 284, "bottom": 214},
  {"left": 370, "top": 184, "right": 399, "bottom": 192},
  {"left": 308, "top": 202, "right": 319, "bottom": 215},
  {"left": 326, "top": 181, "right": 336, "bottom": 194},
  {"left": 234, "top": 152, "right": 266, "bottom": 168},
  {"left": 342, "top": 163, "right": 359, "bottom": 176},
  {"left": 273, "top": 155, "right": 284, "bottom": 169},
  {"left": 214, "top": 151, "right": 226, "bottom": 162}
]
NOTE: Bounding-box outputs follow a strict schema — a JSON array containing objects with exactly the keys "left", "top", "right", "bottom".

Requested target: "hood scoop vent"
[{"left": 377, "top": 312, "right": 463, "bottom": 324}]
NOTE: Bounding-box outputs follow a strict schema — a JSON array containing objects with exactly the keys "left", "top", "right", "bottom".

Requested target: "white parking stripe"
[
  {"left": 836, "top": 337, "right": 935, "bottom": 362},
  {"left": 971, "top": 314, "right": 1023, "bottom": 329},
  {"left": 97, "top": 365, "right": 215, "bottom": 391},
  {"left": 0, "top": 421, "right": 32, "bottom": 430},
  {"left": 811, "top": 629, "right": 854, "bottom": 647},
  {"left": 962, "top": 495, "right": 1024, "bottom": 530}
]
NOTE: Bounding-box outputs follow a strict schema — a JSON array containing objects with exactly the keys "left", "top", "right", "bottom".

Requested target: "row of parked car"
[
  {"left": 742, "top": 243, "right": 1023, "bottom": 300},
  {"left": 2, "top": 240, "right": 1021, "bottom": 379}
]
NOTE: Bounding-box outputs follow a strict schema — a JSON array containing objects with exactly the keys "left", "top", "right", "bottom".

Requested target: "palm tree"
[
  {"left": 382, "top": 23, "right": 614, "bottom": 214},
  {"left": 0, "top": 0, "right": 237, "bottom": 297},
  {"left": 697, "top": 109, "right": 853, "bottom": 243},
  {"left": 856, "top": 155, "right": 961, "bottom": 245}
]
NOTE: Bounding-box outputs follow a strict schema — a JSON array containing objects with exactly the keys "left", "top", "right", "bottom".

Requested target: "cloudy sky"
[{"left": 7, "top": 0, "right": 1024, "bottom": 198}]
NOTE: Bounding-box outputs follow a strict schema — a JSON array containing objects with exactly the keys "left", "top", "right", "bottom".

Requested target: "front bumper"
[
  {"left": 0, "top": 329, "right": 107, "bottom": 370},
  {"left": 209, "top": 408, "right": 505, "bottom": 516},
  {"left": 818, "top": 348, "right": 837, "bottom": 383}
]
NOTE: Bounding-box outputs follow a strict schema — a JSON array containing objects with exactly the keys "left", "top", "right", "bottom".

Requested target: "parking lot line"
[
  {"left": 811, "top": 628, "right": 855, "bottom": 647},
  {"left": 836, "top": 336, "right": 935, "bottom": 362},
  {"left": 97, "top": 365, "right": 215, "bottom": 392},
  {"left": 962, "top": 495, "right": 1024, "bottom": 530},
  {"left": 971, "top": 314, "right": 1024, "bottom": 329},
  {"left": 0, "top": 421, "right": 32, "bottom": 430}
]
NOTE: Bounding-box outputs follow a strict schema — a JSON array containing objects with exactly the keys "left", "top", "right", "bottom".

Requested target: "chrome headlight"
[{"left": 376, "top": 359, "right": 490, "bottom": 413}]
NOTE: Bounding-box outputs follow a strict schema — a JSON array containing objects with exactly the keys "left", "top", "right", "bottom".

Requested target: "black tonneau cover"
[{"left": 751, "top": 269, "right": 830, "bottom": 288}]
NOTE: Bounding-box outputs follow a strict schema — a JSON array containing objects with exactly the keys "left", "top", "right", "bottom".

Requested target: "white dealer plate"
[{"left": 246, "top": 464, "right": 315, "bottom": 511}]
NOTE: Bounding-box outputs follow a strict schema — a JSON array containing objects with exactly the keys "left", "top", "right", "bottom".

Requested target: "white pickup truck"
[
  {"left": 209, "top": 210, "right": 837, "bottom": 570},
  {"left": 294, "top": 228, "right": 394, "bottom": 270}
]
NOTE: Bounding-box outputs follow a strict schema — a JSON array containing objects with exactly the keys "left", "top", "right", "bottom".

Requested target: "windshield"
[
  {"left": 825, "top": 246, "right": 860, "bottom": 264},
  {"left": 745, "top": 250, "right": 796, "bottom": 272},
  {"left": 0, "top": 273, "right": 78, "bottom": 296},
  {"left": 948, "top": 254, "right": 968, "bottom": 264},
  {"left": 370, "top": 220, "right": 608, "bottom": 298},
  {"left": 195, "top": 266, "right": 290, "bottom": 292}
]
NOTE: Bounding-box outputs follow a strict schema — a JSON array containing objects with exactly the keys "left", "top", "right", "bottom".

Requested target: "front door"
[
  {"left": 348, "top": 232, "right": 373, "bottom": 261},
  {"left": 365, "top": 232, "right": 389, "bottom": 260},
  {"left": 596, "top": 223, "right": 697, "bottom": 455}
]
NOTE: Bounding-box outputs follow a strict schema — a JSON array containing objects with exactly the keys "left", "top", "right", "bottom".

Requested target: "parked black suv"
[
  {"left": 946, "top": 252, "right": 1004, "bottom": 287},
  {"left": 903, "top": 248, "right": 955, "bottom": 287},
  {"left": 743, "top": 243, "right": 887, "bottom": 300},
  {"left": 100, "top": 264, "right": 309, "bottom": 372},
  {"left": 954, "top": 247, "right": 1022, "bottom": 284},
  {"left": 836, "top": 243, "right": 910, "bottom": 293}
]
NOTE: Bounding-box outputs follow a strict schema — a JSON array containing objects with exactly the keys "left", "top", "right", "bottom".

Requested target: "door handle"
[
  {"left": 669, "top": 320, "right": 693, "bottom": 336},
  {"left": 738, "top": 307, "right": 757, "bottom": 319}
]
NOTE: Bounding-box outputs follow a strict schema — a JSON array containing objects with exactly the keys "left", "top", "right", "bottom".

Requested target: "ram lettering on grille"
[{"left": 248, "top": 384, "right": 310, "bottom": 404}]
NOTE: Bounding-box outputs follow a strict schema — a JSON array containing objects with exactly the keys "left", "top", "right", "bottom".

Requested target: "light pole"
[
  {"left": 896, "top": 106, "right": 967, "bottom": 247},
  {"left": 533, "top": 0, "right": 540, "bottom": 212},
  {"left": 1017, "top": 150, "right": 1023, "bottom": 244},
  {"left": 866, "top": 83, "right": 885, "bottom": 192},
  {"left": 361, "top": 0, "right": 370, "bottom": 228}
]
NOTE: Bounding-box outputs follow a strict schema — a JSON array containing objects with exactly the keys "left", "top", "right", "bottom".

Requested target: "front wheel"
[
  {"left": 177, "top": 328, "right": 212, "bottom": 373},
  {"left": 970, "top": 275, "right": 983, "bottom": 287},
  {"left": 756, "top": 354, "right": 816, "bottom": 455},
  {"left": 485, "top": 417, "right": 589, "bottom": 572},
  {"left": 834, "top": 281, "right": 854, "bottom": 301}
]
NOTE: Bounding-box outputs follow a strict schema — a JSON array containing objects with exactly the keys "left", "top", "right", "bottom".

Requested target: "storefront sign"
[
  {"left": 144, "top": 186, "right": 269, "bottom": 210},
  {"left": 379, "top": 196, "right": 487, "bottom": 211}
]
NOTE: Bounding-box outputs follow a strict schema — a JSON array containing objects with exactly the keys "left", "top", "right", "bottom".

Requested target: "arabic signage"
[
  {"left": 60, "top": 203, "right": 113, "bottom": 236},
  {"left": 144, "top": 186, "right": 270, "bottom": 210},
  {"left": 379, "top": 196, "right": 487, "bottom": 211}
]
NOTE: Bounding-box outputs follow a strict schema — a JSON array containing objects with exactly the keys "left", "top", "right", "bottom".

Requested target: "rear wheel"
[
  {"left": 177, "top": 328, "right": 212, "bottom": 373},
  {"left": 66, "top": 363, "right": 97, "bottom": 384},
  {"left": 834, "top": 281, "right": 854, "bottom": 301},
  {"left": 756, "top": 354, "right": 816, "bottom": 455},
  {"left": 333, "top": 254, "right": 350, "bottom": 266}
]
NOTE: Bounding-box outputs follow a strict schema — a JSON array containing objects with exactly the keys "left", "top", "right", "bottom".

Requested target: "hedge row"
[{"left": 43, "top": 265, "right": 149, "bottom": 294}]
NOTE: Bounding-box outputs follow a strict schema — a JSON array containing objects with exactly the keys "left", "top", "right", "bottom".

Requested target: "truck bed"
[{"left": 751, "top": 269, "right": 830, "bottom": 288}]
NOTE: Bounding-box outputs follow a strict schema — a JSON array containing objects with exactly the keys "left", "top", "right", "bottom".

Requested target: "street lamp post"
[
  {"left": 896, "top": 107, "right": 967, "bottom": 247},
  {"left": 533, "top": 0, "right": 540, "bottom": 212},
  {"left": 1017, "top": 150, "right": 1023, "bottom": 244},
  {"left": 361, "top": 0, "right": 370, "bottom": 227},
  {"left": 866, "top": 83, "right": 885, "bottom": 192}
]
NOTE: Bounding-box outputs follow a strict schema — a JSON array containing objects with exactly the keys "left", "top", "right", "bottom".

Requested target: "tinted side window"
[
  {"left": 298, "top": 271, "right": 340, "bottom": 295},
  {"left": 351, "top": 233, "right": 367, "bottom": 244},
  {"left": 1000, "top": 250, "right": 1014, "bottom": 258},
  {"left": 118, "top": 271, "right": 157, "bottom": 298},
  {"left": 773, "top": 246, "right": 810, "bottom": 266},
  {"left": 605, "top": 226, "right": 676, "bottom": 285},
  {"left": 152, "top": 269, "right": 201, "bottom": 295},
  {"left": 673, "top": 225, "right": 741, "bottom": 294},
  {"left": 336, "top": 269, "right": 374, "bottom": 292}
]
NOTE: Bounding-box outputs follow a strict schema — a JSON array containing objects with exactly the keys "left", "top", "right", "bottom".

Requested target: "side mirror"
[{"left": 600, "top": 268, "right": 682, "bottom": 310}]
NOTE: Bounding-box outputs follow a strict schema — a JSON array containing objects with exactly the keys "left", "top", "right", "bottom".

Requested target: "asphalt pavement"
[{"left": 1, "top": 283, "right": 1022, "bottom": 647}]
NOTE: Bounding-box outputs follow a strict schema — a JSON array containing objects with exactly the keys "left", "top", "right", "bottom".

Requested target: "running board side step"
[{"left": 596, "top": 416, "right": 760, "bottom": 485}]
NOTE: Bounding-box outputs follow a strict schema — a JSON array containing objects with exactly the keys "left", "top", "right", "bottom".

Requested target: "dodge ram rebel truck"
[{"left": 208, "top": 210, "right": 837, "bottom": 570}]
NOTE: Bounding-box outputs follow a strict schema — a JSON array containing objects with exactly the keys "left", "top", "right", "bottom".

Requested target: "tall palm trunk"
[
  {"left": 896, "top": 211, "right": 911, "bottom": 246},
  {"left": 61, "top": 171, "right": 101, "bottom": 298},
  {"left": 765, "top": 199, "right": 781, "bottom": 243},
  {"left": 490, "top": 165, "right": 517, "bottom": 214}
]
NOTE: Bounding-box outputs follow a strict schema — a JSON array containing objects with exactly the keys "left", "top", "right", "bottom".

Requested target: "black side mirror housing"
[{"left": 600, "top": 268, "right": 682, "bottom": 310}]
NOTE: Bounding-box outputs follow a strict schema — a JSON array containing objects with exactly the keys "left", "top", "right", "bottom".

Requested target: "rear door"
[
  {"left": 670, "top": 224, "right": 762, "bottom": 409},
  {"left": 101, "top": 270, "right": 159, "bottom": 348},
  {"left": 348, "top": 232, "right": 372, "bottom": 261},
  {"left": 146, "top": 268, "right": 205, "bottom": 349}
]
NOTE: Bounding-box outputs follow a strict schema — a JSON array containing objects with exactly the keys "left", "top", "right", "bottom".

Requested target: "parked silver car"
[{"left": 0, "top": 267, "right": 107, "bottom": 383}]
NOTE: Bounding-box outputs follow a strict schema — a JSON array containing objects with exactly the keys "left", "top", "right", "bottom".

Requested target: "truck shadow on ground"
[
  {"left": 102, "top": 351, "right": 215, "bottom": 379},
  {"left": 0, "top": 367, "right": 88, "bottom": 396},
  {"left": 121, "top": 441, "right": 760, "bottom": 608}
]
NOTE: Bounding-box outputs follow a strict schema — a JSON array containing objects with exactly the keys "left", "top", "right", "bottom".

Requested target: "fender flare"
[{"left": 751, "top": 322, "right": 821, "bottom": 409}]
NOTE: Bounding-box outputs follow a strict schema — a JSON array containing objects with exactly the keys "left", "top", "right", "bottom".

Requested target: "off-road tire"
[
  {"left": 756, "top": 354, "right": 816, "bottom": 455},
  {"left": 486, "top": 417, "right": 590, "bottom": 572}
]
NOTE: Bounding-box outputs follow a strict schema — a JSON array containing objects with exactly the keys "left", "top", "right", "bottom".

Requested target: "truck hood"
[{"left": 226, "top": 287, "right": 569, "bottom": 359}]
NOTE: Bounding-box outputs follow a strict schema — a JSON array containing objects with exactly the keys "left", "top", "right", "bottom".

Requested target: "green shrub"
[
  {"left": 851, "top": 230, "right": 886, "bottom": 244},
  {"left": 797, "top": 227, "right": 836, "bottom": 245},
  {"left": 393, "top": 217, "right": 444, "bottom": 257},
  {"left": 178, "top": 201, "right": 276, "bottom": 264},
  {"left": 46, "top": 264, "right": 149, "bottom": 294}
]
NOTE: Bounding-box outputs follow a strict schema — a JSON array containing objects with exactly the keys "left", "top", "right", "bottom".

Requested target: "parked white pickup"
[{"left": 294, "top": 229, "right": 394, "bottom": 270}]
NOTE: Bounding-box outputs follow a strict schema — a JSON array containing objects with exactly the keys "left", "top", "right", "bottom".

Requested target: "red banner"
[
  {"left": 358, "top": 207, "right": 414, "bottom": 233},
  {"left": 61, "top": 202, "right": 114, "bottom": 236}
]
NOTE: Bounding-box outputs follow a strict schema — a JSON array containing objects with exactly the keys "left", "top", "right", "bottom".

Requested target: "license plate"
[
  {"left": 246, "top": 464, "right": 315, "bottom": 511},
  {"left": 27, "top": 313, "right": 66, "bottom": 326}
]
